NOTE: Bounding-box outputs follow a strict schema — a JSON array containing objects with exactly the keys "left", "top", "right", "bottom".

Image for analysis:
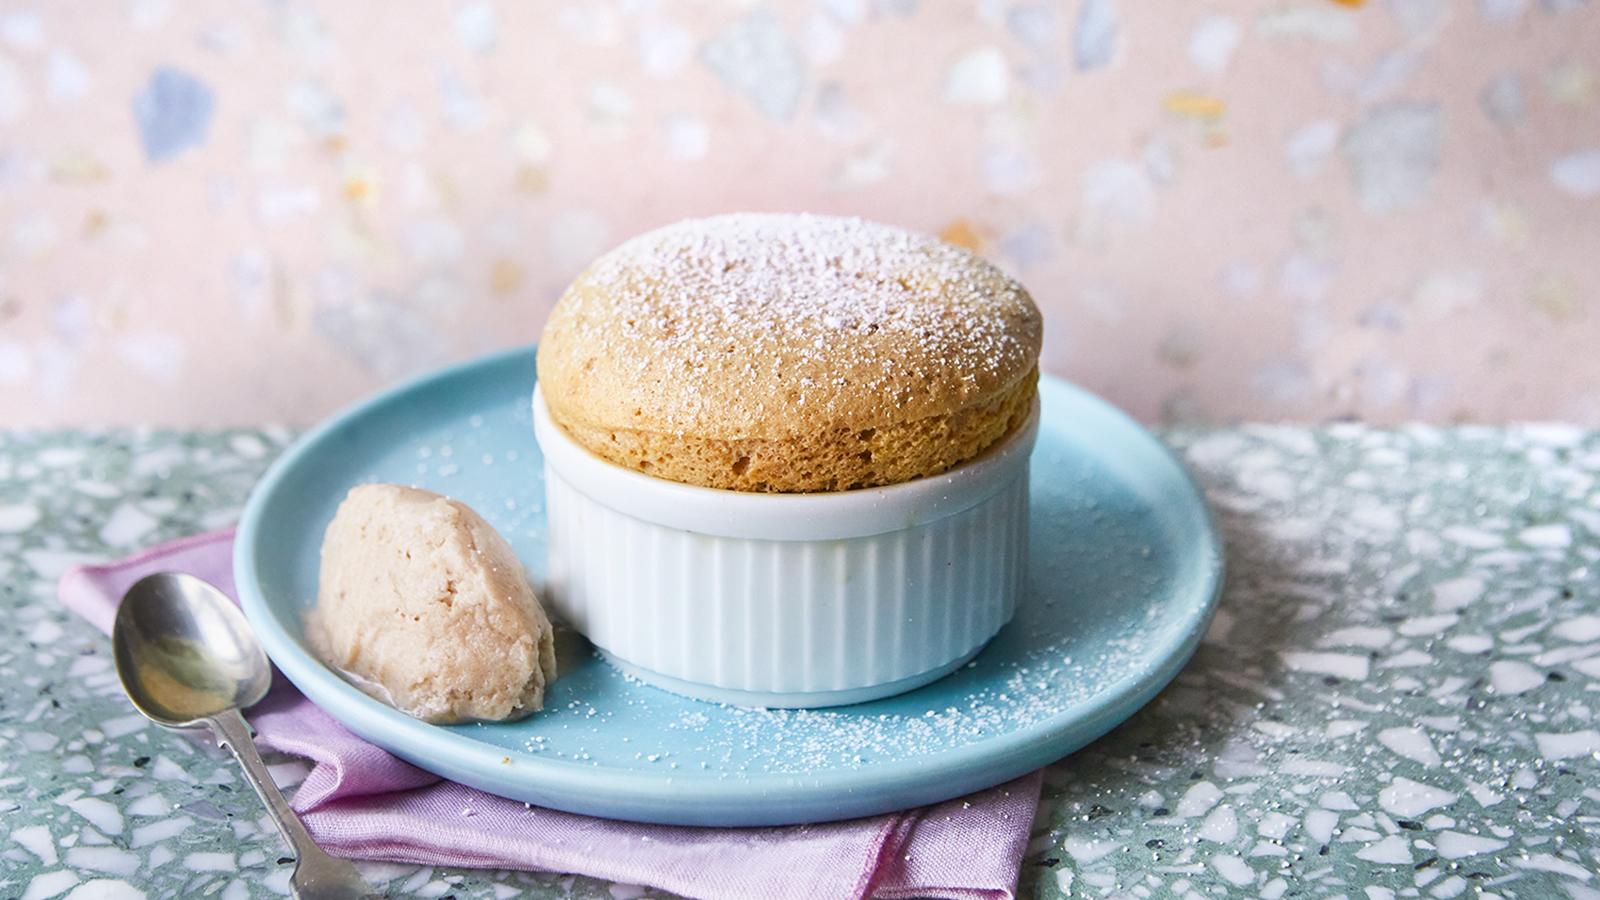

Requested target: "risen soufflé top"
[{"left": 536, "top": 213, "right": 1042, "bottom": 493}]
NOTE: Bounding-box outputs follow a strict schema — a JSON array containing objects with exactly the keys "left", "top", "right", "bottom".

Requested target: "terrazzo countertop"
[{"left": 3, "top": 426, "right": 1599, "bottom": 898}]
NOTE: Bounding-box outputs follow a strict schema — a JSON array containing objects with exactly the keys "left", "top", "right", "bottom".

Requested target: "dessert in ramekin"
[{"left": 534, "top": 213, "right": 1042, "bottom": 707}]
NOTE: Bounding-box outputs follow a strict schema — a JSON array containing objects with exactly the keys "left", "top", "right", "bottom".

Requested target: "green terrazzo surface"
[{"left": 2, "top": 426, "right": 1598, "bottom": 898}]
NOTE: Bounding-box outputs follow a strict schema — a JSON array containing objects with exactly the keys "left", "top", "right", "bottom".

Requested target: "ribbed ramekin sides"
[{"left": 534, "top": 388, "right": 1037, "bottom": 706}]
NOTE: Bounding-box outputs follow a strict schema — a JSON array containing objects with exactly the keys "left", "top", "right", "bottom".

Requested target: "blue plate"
[{"left": 236, "top": 347, "right": 1222, "bottom": 827}]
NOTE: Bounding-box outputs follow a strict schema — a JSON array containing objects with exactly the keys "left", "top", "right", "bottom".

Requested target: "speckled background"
[{"left": 1, "top": 0, "right": 1598, "bottom": 426}]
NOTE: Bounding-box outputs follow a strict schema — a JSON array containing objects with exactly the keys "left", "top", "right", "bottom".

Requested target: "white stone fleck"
[
  {"left": 98, "top": 504, "right": 157, "bottom": 547},
  {"left": 1319, "top": 791, "right": 1358, "bottom": 810},
  {"left": 66, "top": 655, "right": 108, "bottom": 678},
  {"left": 101, "top": 715, "right": 147, "bottom": 739},
  {"left": 151, "top": 756, "right": 192, "bottom": 782},
  {"left": 1443, "top": 526, "right": 1503, "bottom": 548},
  {"left": 1398, "top": 614, "right": 1458, "bottom": 637},
  {"left": 1187, "top": 15, "right": 1240, "bottom": 74},
  {"left": 1432, "top": 577, "right": 1484, "bottom": 611},
  {"left": 1554, "top": 615, "right": 1600, "bottom": 643},
  {"left": 1306, "top": 808, "right": 1339, "bottom": 844},
  {"left": 27, "top": 618, "right": 64, "bottom": 643},
  {"left": 1341, "top": 102, "right": 1442, "bottom": 214},
  {"left": 1251, "top": 842, "right": 1288, "bottom": 858},
  {"left": 130, "top": 816, "right": 191, "bottom": 848},
  {"left": 65, "top": 797, "right": 123, "bottom": 835},
  {"left": 1355, "top": 834, "right": 1412, "bottom": 864},
  {"left": 1445, "top": 634, "right": 1493, "bottom": 653},
  {"left": 1520, "top": 523, "right": 1572, "bottom": 548},
  {"left": 1534, "top": 643, "right": 1597, "bottom": 665},
  {"left": 1253, "top": 720, "right": 1296, "bottom": 739},
  {"left": 1256, "top": 5, "right": 1358, "bottom": 42},
  {"left": 12, "top": 824, "right": 57, "bottom": 864},
  {"left": 1062, "top": 835, "right": 1119, "bottom": 864},
  {"left": 1280, "top": 759, "right": 1346, "bottom": 777},
  {"left": 1072, "top": 0, "right": 1119, "bottom": 70},
  {"left": 1198, "top": 804, "right": 1238, "bottom": 842},
  {"left": 262, "top": 867, "right": 292, "bottom": 894},
  {"left": 1212, "top": 854, "right": 1254, "bottom": 886},
  {"left": 1489, "top": 659, "right": 1544, "bottom": 695},
  {"left": 1550, "top": 151, "right": 1600, "bottom": 198},
  {"left": 21, "top": 870, "right": 80, "bottom": 900},
  {"left": 1380, "top": 649, "right": 1433, "bottom": 668},
  {"left": 453, "top": 2, "right": 495, "bottom": 53},
  {"left": 1285, "top": 119, "right": 1340, "bottom": 179},
  {"left": 1327, "top": 719, "right": 1369, "bottom": 738},
  {"left": 62, "top": 846, "right": 139, "bottom": 877},
  {"left": 116, "top": 332, "right": 186, "bottom": 385},
  {"left": 1378, "top": 777, "right": 1457, "bottom": 817},
  {"left": 1510, "top": 853, "right": 1593, "bottom": 881},
  {"left": 22, "top": 549, "right": 102, "bottom": 579},
  {"left": 184, "top": 851, "right": 235, "bottom": 872},
  {"left": 1320, "top": 625, "right": 1393, "bottom": 648},
  {"left": 1481, "top": 71, "right": 1524, "bottom": 125},
  {"left": 124, "top": 791, "right": 168, "bottom": 813},
  {"left": 1175, "top": 781, "right": 1223, "bottom": 818},
  {"left": 1281, "top": 651, "right": 1370, "bottom": 680},
  {"left": 1257, "top": 811, "right": 1296, "bottom": 840},
  {"left": 661, "top": 114, "right": 708, "bottom": 161},
  {"left": 943, "top": 46, "right": 1009, "bottom": 105},
  {"left": 1534, "top": 729, "right": 1600, "bottom": 761},
  {"left": 1462, "top": 779, "right": 1504, "bottom": 807},
  {"left": 74, "top": 481, "right": 120, "bottom": 499},
  {"left": 1434, "top": 830, "right": 1508, "bottom": 859},
  {"left": 1378, "top": 727, "right": 1441, "bottom": 767},
  {"left": 1077, "top": 159, "right": 1154, "bottom": 242},
  {"left": 700, "top": 8, "right": 805, "bottom": 121},
  {"left": 63, "top": 880, "right": 145, "bottom": 900},
  {"left": 0, "top": 502, "right": 40, "bottom": 532},
  {"left": 229, "top": 434, "right": 268, "bottom": 459}
]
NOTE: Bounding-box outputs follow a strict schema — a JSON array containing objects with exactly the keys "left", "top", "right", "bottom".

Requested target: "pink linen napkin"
[{"left": 59, "top": 529, "right": 1042, "bottom": 900}]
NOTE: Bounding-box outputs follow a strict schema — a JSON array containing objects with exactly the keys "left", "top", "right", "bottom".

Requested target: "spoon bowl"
[
  {"left": 114, "top": 572, "right": 271, "bottom": 726},
  {"left": 112, "top": 571, "right": 374, "bottom": 899}
]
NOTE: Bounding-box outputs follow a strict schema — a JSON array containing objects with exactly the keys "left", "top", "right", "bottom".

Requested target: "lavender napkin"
[{"left": 59, "top": 529, "right": 1042, "bottom": 900}]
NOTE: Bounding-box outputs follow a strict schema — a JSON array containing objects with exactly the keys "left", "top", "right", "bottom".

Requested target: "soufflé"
[{"left": 536, "top": 213, "right": 1042, "bottom": 493}]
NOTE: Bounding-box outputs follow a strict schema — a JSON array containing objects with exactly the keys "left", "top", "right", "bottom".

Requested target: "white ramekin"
[{"left": 532, "top": 384, "right": 1038, "bottom": 708}]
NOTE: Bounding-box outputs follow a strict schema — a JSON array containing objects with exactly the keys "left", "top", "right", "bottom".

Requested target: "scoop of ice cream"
[{"left": 313, "top": 484, "right": 557, "bottom": 723}]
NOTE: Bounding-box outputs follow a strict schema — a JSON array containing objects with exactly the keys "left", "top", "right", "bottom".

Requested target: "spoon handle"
[{"left": 210, "top": 709, "right": 377, "bottom": 899}]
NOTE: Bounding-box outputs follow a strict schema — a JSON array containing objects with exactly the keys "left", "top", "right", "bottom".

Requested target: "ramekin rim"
[{"left": 532, "top": 384, "right": 1038, "bottom": 541}]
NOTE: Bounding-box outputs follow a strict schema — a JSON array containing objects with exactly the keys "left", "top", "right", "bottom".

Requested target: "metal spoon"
[{"left": 113, "top": 572, "right": 376, "bottom": 900}]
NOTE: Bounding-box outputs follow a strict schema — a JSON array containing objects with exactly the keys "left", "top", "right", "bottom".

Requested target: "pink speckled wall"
[{"left": 1, "top": 0, "right": 1598, "bottom": 426}]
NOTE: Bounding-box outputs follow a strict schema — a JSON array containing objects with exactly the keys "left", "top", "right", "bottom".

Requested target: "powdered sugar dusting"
[
  {"left": 506, "top": 621, "right": 1161, "bottom": 777},
  {"left": 546, "top": 213, "right": 1040, "bottom": 434}
]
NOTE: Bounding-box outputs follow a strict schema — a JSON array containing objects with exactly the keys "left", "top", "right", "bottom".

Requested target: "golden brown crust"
[{"left": 537, "top": 214, "right": 1042, "bottom": 492}]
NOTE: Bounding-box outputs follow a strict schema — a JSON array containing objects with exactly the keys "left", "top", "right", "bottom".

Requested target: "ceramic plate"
[{"left": 236, "top": 347, "right": 1222, "bottom": 827}]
